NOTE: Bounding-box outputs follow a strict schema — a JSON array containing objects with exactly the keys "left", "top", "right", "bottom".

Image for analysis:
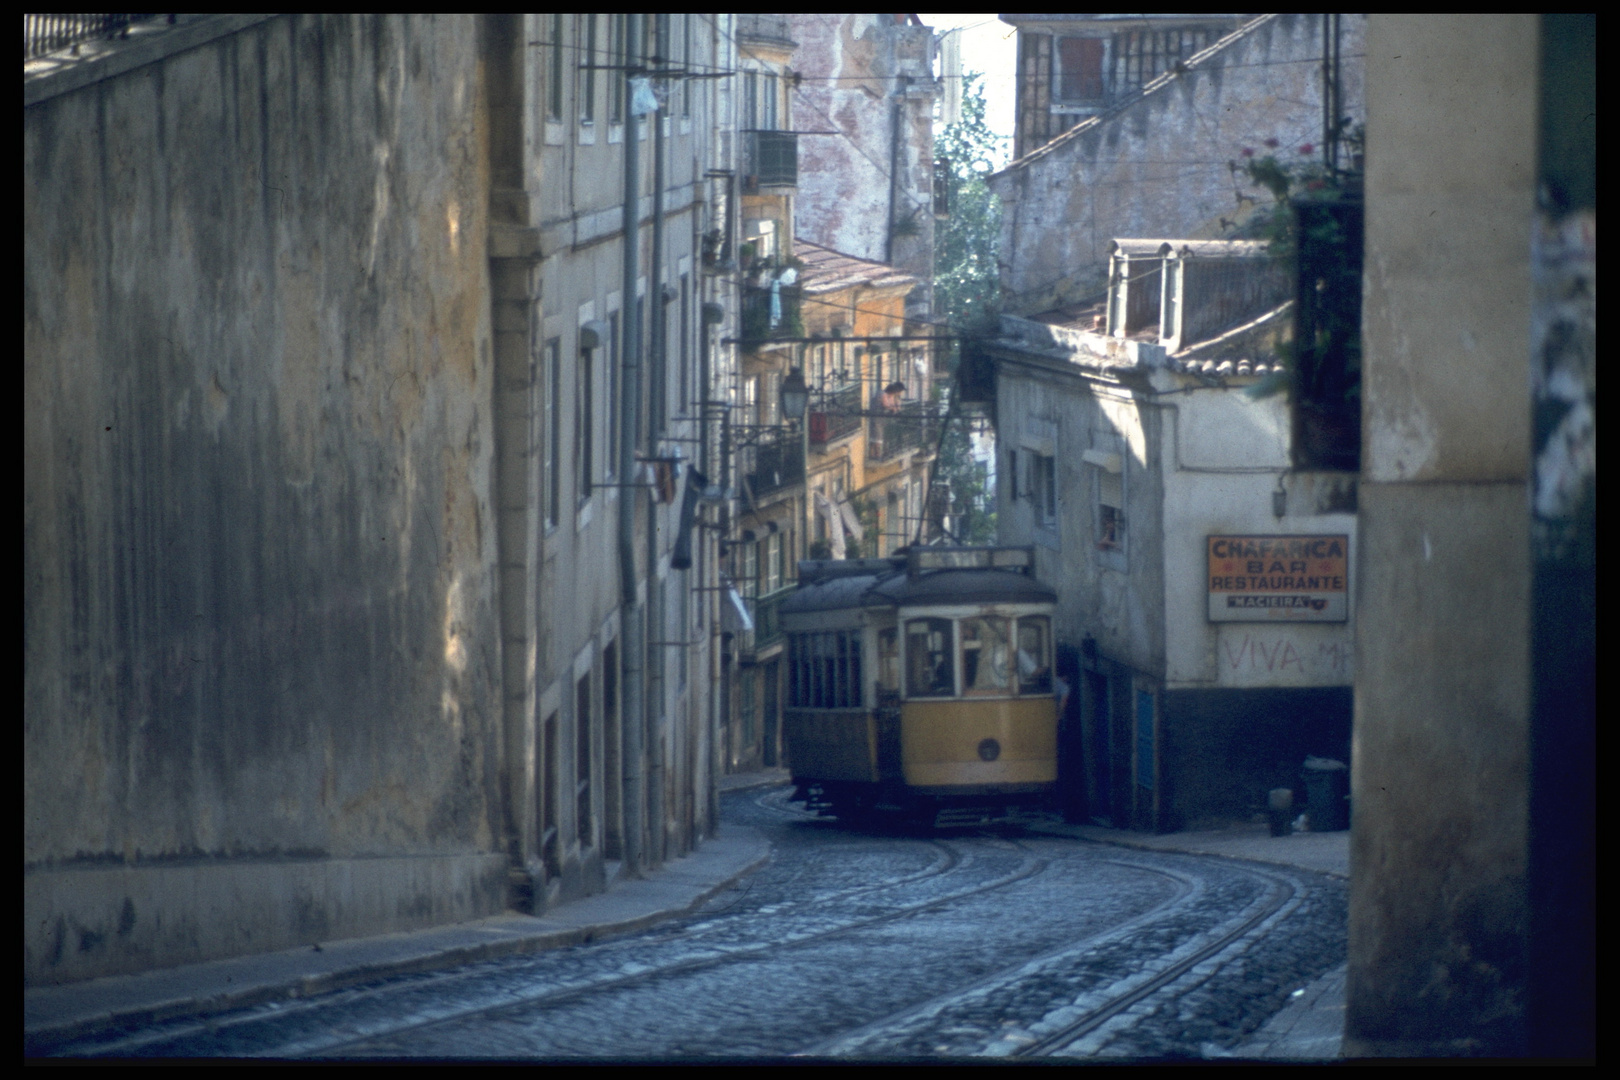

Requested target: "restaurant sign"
[{"left": 1207, "top": 535, "right": 1348, "bottom": 622}]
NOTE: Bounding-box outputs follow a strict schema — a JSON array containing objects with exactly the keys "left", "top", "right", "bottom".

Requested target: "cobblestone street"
[{"left": 57, "top": 786, "right": 1347, "bottom": 1060}]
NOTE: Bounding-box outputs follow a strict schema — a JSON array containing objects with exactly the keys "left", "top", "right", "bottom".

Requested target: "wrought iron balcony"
[
  {"left": 739, "top": 282, "right": 802, "bottom": 345},
  {"left": 808, "top": 385, "right": 863, "bottom": 446},
  {"left": 867, "top": 403, "right": 938, "bottom": 463},
  {"left": 742, "top": 129, "right": 798, "bottom": 190},
  {"left": 741, "top": 431, "right": 805, "bottom": 502}
]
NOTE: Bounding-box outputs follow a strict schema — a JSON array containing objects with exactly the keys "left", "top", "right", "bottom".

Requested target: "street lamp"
[{"left": 780, "top": 367, "right": 809, "bottom": 423}]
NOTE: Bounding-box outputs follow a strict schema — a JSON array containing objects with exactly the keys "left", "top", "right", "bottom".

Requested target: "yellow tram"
[{"left": 779, "top": 546, "right": 1060, "bottom": 826}]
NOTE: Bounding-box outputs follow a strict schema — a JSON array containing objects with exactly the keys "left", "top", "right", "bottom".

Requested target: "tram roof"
[
  {"left": 780, "top": 561, "right": 1057, "bottom": 616},
  {"left": 778, "top": 570, "right": 896, "bottom": 615},
  {"left": 871, "top": 567, "right": 1057, "bottom": 607}
]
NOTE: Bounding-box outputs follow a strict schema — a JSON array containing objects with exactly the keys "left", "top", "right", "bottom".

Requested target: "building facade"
[
  {"left": 24, "top": 12, "right": 740, "bottom": 985},
  {"left": 988, "top": 241, "right": 1354, "bottom": 832},
  {"left": 990, "top": 13, "right": 1366, "bottom": 316},
  {"left": 788, "top": 14, "right": 940, "bottom": 321},
  {"left": 999, "top": 13, "right": 1250, "bottom": 162}
]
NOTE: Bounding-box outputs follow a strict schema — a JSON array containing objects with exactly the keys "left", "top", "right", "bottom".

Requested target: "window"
[
  {"left": 545, "top": 339, "right": 562, "bottom": 528},
  {"left": 762, "top": 72, "right": 779, "bottom": 131},
  {"left": 906, "top": 617, "right": 955, "bottom": 698},
  {"left": 541, "top": 711, "right": 559, "bottom": 876},
  {"left": 607, "top": 312, "right": 620, "bottom": 477},
  {"left": 680, "top": 14, "right": 692, "bottom": 118},
  {"left": 609, "top": 14, "right": 626, "bottom": 123},
  {"left": 579, "top": 15, "right": 597, "bottom": 124},
  {"left": 1056, "top": 36, "right": 1105, "bottom": 103},
  {"left": 678, "top": 274, "right": 691, "bottom": 413},
  {"left": 763, "top": 532, "right": 783, "bottom": 594},
  {"left": 960, "top": 616, "right": 1012, "bottom": 695},
  {"left": 737, "top": 538, "right": 758, "bottom": 599},
  {"left": 1098, "top": 467, "right": 1124, "bottom": 552},
  {"left": 1016, "top": 616, "right": 1052, "bottom": 695},
  {"left": 788, "top": 632, "right": 863, "bottom": 709},
  {"left": 576, "top": 338, "right": 594, "bottom": 501},
  {"left": 548, "top": 14, "right": 565, "bottom": 121},
  {"left": 576, "top": 673, "right": 592, "bottom": 845},
  {"left": 1033, "top": 453, "right": 1057, "bottom": 526}
]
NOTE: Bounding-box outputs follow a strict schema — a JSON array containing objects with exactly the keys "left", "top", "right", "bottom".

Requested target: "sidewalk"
[
  {"left": 25, "top": 821, "right": 772, "bottom": 1054},
  {"left": 1028, "top": 818, "right": 1348, "bottom": 880},
  {"left": 1029, "top": 818, "right": 1349, "bottom": 1060}
]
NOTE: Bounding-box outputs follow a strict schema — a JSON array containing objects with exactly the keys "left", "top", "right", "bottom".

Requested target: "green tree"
[
  {"left": 929, "top": 73, "right": 1001, "bottom": 544},
  {"left": 933, "top": 73, "right": 1003, "bottom": 336}
]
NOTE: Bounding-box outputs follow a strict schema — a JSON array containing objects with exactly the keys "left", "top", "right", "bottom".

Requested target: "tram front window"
[
  {"left": 960, "top": 616, "right": 1011, "bottom": 695},
  {"left": 1017, "top": 616, "right": 1053, "bottom": 694},
  {"left": 905, "top": 618, "right": 954, "bottom": 697}
]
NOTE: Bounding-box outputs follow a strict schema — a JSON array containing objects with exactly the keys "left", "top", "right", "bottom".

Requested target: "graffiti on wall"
[{"left": 1220, "top": 633, "right": 1352, "bottom": 680}]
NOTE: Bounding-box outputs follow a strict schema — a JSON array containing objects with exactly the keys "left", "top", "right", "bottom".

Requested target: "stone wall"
[
  {"left": 24, "top": 14, "right": 507, "bottom": 983},
  {"left": 1346, "top": 14, "right": 1538, "bottom": 1057},
  {"left": 991, "top": 14, "right": 1366, "bottom": 315}
]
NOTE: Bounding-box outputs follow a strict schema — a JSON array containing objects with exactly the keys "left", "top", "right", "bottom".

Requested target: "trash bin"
[{"left": 1302, "top": 756, "right": 1349, "bottom": 831}]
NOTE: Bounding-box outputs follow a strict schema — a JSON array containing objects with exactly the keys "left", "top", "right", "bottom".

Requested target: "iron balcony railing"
[
  {"left": 867, "top": 403, "right": 938, "bottom": 463},
  {"left": 808, "top": 385, "right": 862, "bottom": 445},
  {"left": 24, "top": 14, "right": 161, "bottom": 60},
  {"left": 735, "top": 14, "right": 793, "bottom": 47},
  {"left": 742, "top": 431, "right": 805, "bottom": 502},
  {"left": 739, "top": 282, "right": 802, "bottom": 345},
  {"left": 742, "top": 129, "right": 797, "bottom": 189}
]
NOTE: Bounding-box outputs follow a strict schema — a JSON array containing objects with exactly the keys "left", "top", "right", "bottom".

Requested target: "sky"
[{"left": 917, "top": 13, "right": 1017, "bottom": 168}]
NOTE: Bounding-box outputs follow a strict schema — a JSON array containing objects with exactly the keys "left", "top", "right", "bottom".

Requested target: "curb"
[
  {"left": 25, "top": 829, "right": 772, "bottom": 1053},
  {"left": 1025, "top": 822, "right": 1349, "bottom": 881}
]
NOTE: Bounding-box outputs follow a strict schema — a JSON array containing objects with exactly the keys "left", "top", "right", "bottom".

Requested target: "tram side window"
[
  {"left": 790, "top": 632, "right": 862, "bottom": 708},
  {"left": 960, "top": 616, "right": 1012, "bottom": 695},
  {"left": 1016, "top": 616, "right": 1053, "bottom": 694},
  {"left": 906, "top": 618, "right": 955, "bottom": 698}
]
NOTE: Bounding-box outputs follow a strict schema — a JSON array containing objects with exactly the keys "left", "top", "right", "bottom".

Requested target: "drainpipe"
[{"left": 618, "top": 12, "right": 645, "bottom": 879}]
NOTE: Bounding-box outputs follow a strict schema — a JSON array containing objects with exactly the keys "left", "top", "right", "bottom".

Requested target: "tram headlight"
[{"left": 977, "top": 738, "right": 1001, "bottom": 762}]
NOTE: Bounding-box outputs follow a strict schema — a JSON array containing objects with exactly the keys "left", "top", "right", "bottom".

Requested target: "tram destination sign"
[{"left": 1206, "top": 535, "right": 1348, "bottom": 623}]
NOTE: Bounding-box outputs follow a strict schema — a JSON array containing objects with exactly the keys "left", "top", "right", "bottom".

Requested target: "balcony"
[
  {"left": 809, "top": 385, "right": 863, "bottom": 446},
  {"left": 867, "top": 403, "right": 937, "bottom": 464},
  {"left": 742, "top": 129, "right": 798, "bottom": 190},
  {"left": 736, "top": 14, "right": 795, "bottom": 50},
  {"left": 739, "top": 282, "right": 803, "bottom": 345},
  {"left": 741, "top": 431, "right": 805, "bottom": 502}
]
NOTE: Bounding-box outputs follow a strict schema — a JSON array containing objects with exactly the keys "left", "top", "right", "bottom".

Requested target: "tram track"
[
  {"left": 62, "top": 799, "right": 1331, "bottom": 1061},
  {"left": 70, "top": 786, "right": 975, "bottom": 1059},
  {"left": 1016, "top": 863, "right": 1300, "bottom": 1057},
  {"left": 797, "top": 852, "right": 1302, "bottom": 1059},
  {"left": 292, "top": 836, "right": 1051, "bottom": 1058}
]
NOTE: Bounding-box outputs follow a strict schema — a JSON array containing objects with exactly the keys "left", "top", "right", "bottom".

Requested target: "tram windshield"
[
  {"left": 1017, "top": 616, "right": 1053, "bottom": 694},
  {"left": 960, "top": 616, "right": 1012, "bottom": 695},
  {"left": 905, "top": 618, "right": 954, "bottom": 697}
]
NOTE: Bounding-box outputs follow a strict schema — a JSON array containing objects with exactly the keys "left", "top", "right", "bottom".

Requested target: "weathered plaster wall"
[
  {"left": 993, "top": 358, "right": 1165, "bottom": 681},
  {"left": 1346, "top": 14, "right": 1536, "bottom": 1057},
  {"left": 1157, "top": 389, "right": 1355, "bottom": 691},
  {"left": 992, "top": 13, "right": 1366, "bottom": 315},
  {"left": 24, "top": 14, "right": 506, "bottom": 983},
  {"left": 790, "top": 15, "right": 936, "bottom": 314}
]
